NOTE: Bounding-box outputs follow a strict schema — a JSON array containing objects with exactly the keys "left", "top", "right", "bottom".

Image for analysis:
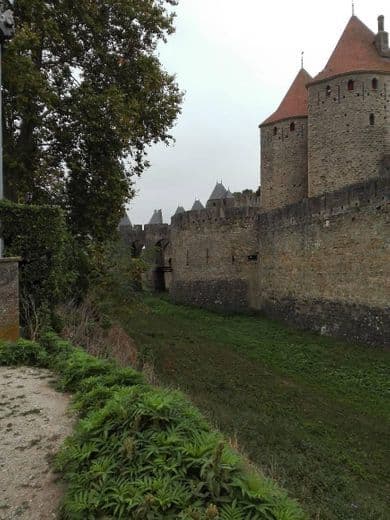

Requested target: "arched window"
[
  {"left": 369, "top": 113, "right": 375, "bottom": 126},
  {"left": 273, "top": 126, "right": 277, "bottom": 136},
  {"left": 347, "top": 79, "right": 354, "bottom": 91},
  {"left": 372, "top": 78, "right": 378, "bottom": 90},
  {"left": 326, "top": 85, "right": 331, "bottom": 97},
  {"left": 290, "top": 122, "right": 295, "bottom": 132}
]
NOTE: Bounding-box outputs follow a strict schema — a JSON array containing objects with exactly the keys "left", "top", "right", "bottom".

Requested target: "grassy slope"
[{"left": 123, "top": 296, "right": 390, "bottom": 520}]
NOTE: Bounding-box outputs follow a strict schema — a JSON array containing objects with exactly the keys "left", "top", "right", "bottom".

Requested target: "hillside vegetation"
[
  {"left": 123, "top": 296, "right": 390, "bottom": 520},
  {"left": 0, "top": 334, "right": 305, "bottom": 520}
]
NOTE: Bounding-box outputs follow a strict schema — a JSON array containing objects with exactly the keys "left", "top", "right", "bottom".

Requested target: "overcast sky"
[{"left": 128, "top": 0, "right": 388, "bottom": 225}]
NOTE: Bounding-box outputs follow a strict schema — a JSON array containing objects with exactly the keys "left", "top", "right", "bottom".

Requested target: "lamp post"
[{"left": 0, "top": 0, "right": 15, "bottom": 256}]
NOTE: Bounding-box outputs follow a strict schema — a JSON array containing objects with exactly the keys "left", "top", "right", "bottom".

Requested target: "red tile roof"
[
  {"left": 261, "top": 68, "right": 312, "bottom": 126},
  {"left": 312, "top": 16, "right": 390, "bottom": 83}
]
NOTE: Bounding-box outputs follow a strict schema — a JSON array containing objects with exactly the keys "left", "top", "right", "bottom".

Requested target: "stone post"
[{"left": 0, "top": 257, "right": 20, "bottom": 341}]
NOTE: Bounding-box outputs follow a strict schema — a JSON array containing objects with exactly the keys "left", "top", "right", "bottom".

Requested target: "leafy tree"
[{"left": 3, "top": 0, "right": 182, "bottom": 241}]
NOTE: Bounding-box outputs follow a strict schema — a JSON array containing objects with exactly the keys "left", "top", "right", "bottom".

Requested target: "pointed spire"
[
  {"left": 191, "top": 199, "right": 204, "bottom": 211},
  {"left": 301, "top": 51, "right": 304, "bottom": 69},
  {"left": 148, "top": 209, "right": 163, "bottom": 225},
  {"left": 261, "top": 68, "right": 313, "bottom": 126},
  {"left": 208, "top": 182, "right": 228, "bottom": 200},
  {"left": 118, "top": 210, "right": 131, "bottom": 228},
  {"left": 174, "top": 205, "right": 185, "bottom": 216},
  {"left": 352, "top": 1, "right": 355, "bottom": 16},
  {"left": 312, "top": 15, "right": 390, "bottom": 83}
]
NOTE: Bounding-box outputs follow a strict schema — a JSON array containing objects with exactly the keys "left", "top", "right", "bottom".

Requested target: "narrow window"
[
  {"left": 347, "top": 79, "right": 354, "bottom": 91},
  {"left": 290, "top": 122, "right": 295, "bottom": 132},
  {"left": 206, "top": 248, "right": 209, "bottom": 264},
  {"left": 369, "top": 113, "right": 375, "bottom": 126},
  {"left": 326, "top": 85, "right": 331, "bottom": 97},
  {"left": 186, "top": 250, "right": 189, "bottom": 266},
  {"left": 273, "top": 126, "right": 277, "bottom": 136},
  {"left": 372, "top": 78, "right": 378, "bottom": 90},
  {"left": 247, "top": 254, "right": 258, "bottom": 262}
]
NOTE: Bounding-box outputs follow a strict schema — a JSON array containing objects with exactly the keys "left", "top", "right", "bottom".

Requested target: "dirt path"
[{"left": 0, "top": 367, "right": 73, "bottom": 520}]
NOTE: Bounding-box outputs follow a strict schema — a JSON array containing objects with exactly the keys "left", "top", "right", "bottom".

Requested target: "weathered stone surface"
[
  {"left": 261, "top": 116, "right": 308, "bottom": 210},
  {"left": 171, "top": 279, "right": 249, "bottom": 313},
  {"left": 169, "top": 176, "right": 389, "bottom": 347},
  {"left": 260, "top": 297, "right": 390, "bottom": 348},
  {"left": 0, "top": 258, "right": 20, "bottom": 342},
  {"left": 308, "top": 73, "right": 389, "bottom": 197}
]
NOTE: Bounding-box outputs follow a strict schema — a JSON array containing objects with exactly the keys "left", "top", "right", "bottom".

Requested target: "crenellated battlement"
[
  {"left": 258, "top": 176, "right": 389, "bottom": 228},
  {"left": 171, "top": 205, "right": 260, "bottom": 230}
]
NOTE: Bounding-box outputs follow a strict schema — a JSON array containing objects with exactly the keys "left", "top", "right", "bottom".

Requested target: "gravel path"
[{"left": 0, "top": 367, "right": 73, "bottom": 520}]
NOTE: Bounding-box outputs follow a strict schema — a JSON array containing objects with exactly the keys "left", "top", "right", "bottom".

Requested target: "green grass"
[{"left": 123, "top": 295, "right": 390, "bottom": 520}]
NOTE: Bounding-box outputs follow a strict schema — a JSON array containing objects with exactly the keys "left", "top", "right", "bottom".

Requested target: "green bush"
[
  {"left": 0, "top": 333, "right": 307, "bottom": 520},
  {"left": 0, "top": 338, "right": 49, "bottom": 366},
  {"left": 0, "top": 200, "right": 75, "bottom": 332}
]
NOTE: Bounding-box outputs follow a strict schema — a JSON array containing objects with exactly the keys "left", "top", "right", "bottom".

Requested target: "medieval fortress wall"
[
  {"left": 126, "top": 15, "right": 390, "bottom": 347},
  {"left": 168, "top": 176, "right": 388, "bottom": 346},
  {"left": 170, "top": 207, "right": 258, "bottom": 312}
]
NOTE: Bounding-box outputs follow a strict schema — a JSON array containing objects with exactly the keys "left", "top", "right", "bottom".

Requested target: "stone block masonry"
[
  {"left": 0, "top": 258, "right": 20, "bottom": 341},
  {"left": 256, "top": 176, "right": 390, "bottom": 347},
  {"left": 308, "top": 73, "right": 389, "bottom": 197},
  {"left": 169, "top": 177, "right": 390, "bottom": 347}
]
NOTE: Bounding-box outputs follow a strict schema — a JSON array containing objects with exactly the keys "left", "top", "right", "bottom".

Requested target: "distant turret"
[
  {"left": 191, "top": 199, "right": 205, "bottom": 211},
  {"left": 148, "top": 209, "right": 163, "bottom": 225},
  {"left": 174, "top": 206, "right": 185, "bottom": 216},
  {"left": 206, "top": 182, "right": 235, "bottom": 208},
  {"left": 118, "top": 210, "right": 131, "bottom": 229}
]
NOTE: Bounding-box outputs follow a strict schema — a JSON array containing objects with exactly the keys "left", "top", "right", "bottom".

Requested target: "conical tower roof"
[
  {"left": 174, "top": 205, "right": 185, "bottom": 215},
  {"left": 226, "top": 189, "right": 234, "bottom": 199},
  {"left": 191, "top": 199, "right": 204, "bottom": 210},
  {"left": 118, "top": 211, "right": 131, "bottom": 227},
  {"left": 148, "top": 209, "right": 163, "bottom": 225},
  {"left": 208, "top": 182, "right": 228, "bottom": 200},
  {"left": 261, "top": 68, "right": 312, "bottom": 126},
  {"left": 312, "top": 16, "right": 390, "bottom": 83}
]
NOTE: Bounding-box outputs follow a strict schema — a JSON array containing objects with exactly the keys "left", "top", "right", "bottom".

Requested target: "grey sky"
[{"left": 128, "top": 0, "right": 388, "bottom": 225}]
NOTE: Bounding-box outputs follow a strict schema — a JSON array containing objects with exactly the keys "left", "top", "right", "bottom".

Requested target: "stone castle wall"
[
  {"left": 169, "top": 177, "right": 389, "bottom": 346},
  {"left": 255, "top": 176, "right": 389, "bottom": 346},
  {"left": 261, "top": 116, "right": 308, "bottom": 210},
  {"left": 0, "top": 258, "right": 20, "bottom": 342},
  {"left": 170, "top": 207, "right": 259, "bottom": 312},
  {"left": 308, "top": 72, "right": 389, "bottom": 197}
]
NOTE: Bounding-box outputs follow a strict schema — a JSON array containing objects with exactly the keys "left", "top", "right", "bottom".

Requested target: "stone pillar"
[{"left": 0, "top": 257, "right": 20, "bottom": 341}]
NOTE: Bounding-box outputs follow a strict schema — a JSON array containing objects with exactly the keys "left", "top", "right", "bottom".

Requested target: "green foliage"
[
  {"left": 124, "top": 296, "right": 390, "bottom": 519},
  {"left": 0, "top": 332, "right": 306, "bottom": 520},
  {"left": 87, "top": 240, "right": 148, "bottom": 318},
  {"left": 0, "top": 338, "right": 48, "bottom": 366},
  {"left": 0, "top": 199, "right": 75, "bottom": 331},
  {"left": 3, "top": 0, "right": 183, "bottom": 241}
]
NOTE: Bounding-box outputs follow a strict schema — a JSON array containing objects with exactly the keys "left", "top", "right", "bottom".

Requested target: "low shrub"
[
  {"left": 0, "top": 338, "right": 49, "bottom": 366},
  {"left": 0, "top": 333, "right": 307, "bottom": 520}
]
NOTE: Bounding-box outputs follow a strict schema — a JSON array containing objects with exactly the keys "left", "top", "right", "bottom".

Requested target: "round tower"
[
  {"left": 307, "top": 15, "right": 390, "bottom": 197},
  {"left": 260, "top": 68, "right": 312, "bottom": 211}
]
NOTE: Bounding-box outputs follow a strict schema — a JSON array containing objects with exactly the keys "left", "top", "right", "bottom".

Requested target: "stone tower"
[
  {"left": 307, "top": 15, "right": 390, "bottom": 197},
  {"left": 259, "top": 68, "right": 312, "bottom": 211}
]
